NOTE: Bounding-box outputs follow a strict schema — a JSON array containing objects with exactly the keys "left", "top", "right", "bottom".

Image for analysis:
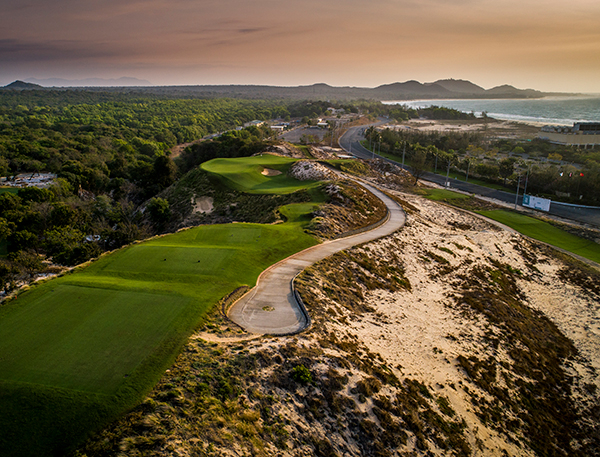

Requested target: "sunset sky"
[{"left": 1, "top": 0, "right": 599, "bottom": 92}]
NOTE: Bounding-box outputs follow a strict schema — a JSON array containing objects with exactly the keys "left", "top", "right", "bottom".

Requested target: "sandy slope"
[{"left": 78, "top": 186, "right": 600, "bottom": 457}]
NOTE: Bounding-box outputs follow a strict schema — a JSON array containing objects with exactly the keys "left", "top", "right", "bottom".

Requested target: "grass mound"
[
  {"left": 478, "top": 210, "right": 600, "bottom": 264},
  {"left": 201, "top": 154, "right": 320, "bottom": 194}
]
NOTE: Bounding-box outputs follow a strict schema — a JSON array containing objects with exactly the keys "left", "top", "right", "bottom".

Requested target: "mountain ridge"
[{"left": 1, "top": 78, "right": 553, "bottom": 100}]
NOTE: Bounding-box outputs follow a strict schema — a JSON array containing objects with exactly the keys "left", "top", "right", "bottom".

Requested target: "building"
[
  {"left": 539, "top": 122, "right": 600, "bottom": 148},
  {"left": 243, "top": 120, "right": 265, "bottom": 128}
]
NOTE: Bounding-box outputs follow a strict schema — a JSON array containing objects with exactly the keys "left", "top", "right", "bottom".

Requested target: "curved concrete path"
[{"left": 228, "top": 180, "right": 406, "bottom": 335}]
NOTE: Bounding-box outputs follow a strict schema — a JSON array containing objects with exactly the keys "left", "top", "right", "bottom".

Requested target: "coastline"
[{"left": 383, "top": 96, "right": 600, "bottom": 127}]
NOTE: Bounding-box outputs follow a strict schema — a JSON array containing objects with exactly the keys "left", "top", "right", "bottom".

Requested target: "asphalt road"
[{"left": 339, "top": 124, "right": 600, "bottom": 227}]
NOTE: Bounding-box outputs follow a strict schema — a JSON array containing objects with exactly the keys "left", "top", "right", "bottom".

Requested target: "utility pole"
[
  {"left": 523, "top": 166, "right": 530, "bottom": 197},
  {"left": 466, "top": 159, "right": 470, "bottom": 183},
  {"left": 445, "top": 160, "right": 450, "bottom": 187},
  {"left": 401, "top": 142, "right": 406, "bottom": 169},
  {"left": 514, "top": 174, "right": 521, "bottom": 209},
  {"left": 330, "top": 122, "right": 334, "bottom": 147}
]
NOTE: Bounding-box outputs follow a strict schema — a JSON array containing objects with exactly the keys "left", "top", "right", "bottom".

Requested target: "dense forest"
[{"left": 1, "top": 88, "right": 598, "bottom": 295}]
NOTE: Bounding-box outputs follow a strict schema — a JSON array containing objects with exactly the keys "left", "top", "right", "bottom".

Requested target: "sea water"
[{"left": 384, "top": 96, "right": 600, "bottom": 126}]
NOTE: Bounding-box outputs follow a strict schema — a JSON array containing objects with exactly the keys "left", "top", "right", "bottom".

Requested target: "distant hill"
[
  {"left": 2, "top": 78, "right": 548, "bottom": 100},
  {"left": 24, "top": 76, "right": 152, "bottom": 87},
  {"left": 429, "top": 79, "right": 487, "bottom": 95},
  {"left": 485, "top": 84, "right": 543, "bottom": 98},
  {"left": 120, "top": 80, "right": 547, "bottom": 100},
  {"left": 2, "top": 80, "right": 44, "bottom": 90}
]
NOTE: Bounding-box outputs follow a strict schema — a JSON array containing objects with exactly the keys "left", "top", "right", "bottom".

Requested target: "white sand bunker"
[
  {"left": 261, "top": 168, "right": 282, "bottom": 176},
  {"left": 192, "top": 196, "right": 214, "bottom": 214}
]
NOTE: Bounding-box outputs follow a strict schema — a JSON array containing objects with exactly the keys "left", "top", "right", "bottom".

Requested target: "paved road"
[
  {"left": 228, "top": 180, "right": 406, "bottom": 334},
  {"left": 339, "top": 124, "right": 600, "bottom": 227}
]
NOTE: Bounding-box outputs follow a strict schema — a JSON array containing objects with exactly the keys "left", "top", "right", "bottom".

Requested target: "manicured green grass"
[
  {"left": 0, "top": 221, "right": 318, "bottom": 456},
  {"left": 201, "top": 154, "right": 320, "bottom": 194},
  {"left": 0, "top": 285, "right": 190, "bottom": 394},
  {"left": 478, "top": 210, "right": 600, "bottom": 264},
  {"left": 0, "top": 157, "right": 323, "bottom": 456},
  {"left": 279, "top": 202, "right": 320, "bottom": 223},
  {"left": 423, "top": 188, "right": 471, "bottom": 201},
  {"left": 0, "top": 187, "right": 19, "bottom": 195}
]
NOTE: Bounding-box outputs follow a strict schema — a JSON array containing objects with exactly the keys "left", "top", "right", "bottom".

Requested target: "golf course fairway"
[{"left": 0, "top": 168, "right": 321, "bottom": 456}]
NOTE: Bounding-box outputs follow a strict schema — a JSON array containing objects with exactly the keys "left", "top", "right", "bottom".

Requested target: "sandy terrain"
[
  {"left": 261, "top": 168, "right": 282, "bottom": 176},
  {"left": 192, "top": 195, "right": 213, "bottom": 214},
  {"left": 386, "top": 118, "right": 541, "bottom": 140},
  {"left": 289, "top": 160, "right": 337, "bottom": 181},
  {"left": 83, "top": 182, "right": 600, "bottom": 456}
]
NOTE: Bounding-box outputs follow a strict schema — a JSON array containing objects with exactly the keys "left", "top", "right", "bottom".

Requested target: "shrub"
[{"left": 291, "top": 364, "right": 313, "bottom": 385}]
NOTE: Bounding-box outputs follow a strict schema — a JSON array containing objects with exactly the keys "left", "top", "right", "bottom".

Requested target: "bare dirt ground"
[
  {"left": 79, "top": 179, "right": 600, "bottom": 457},
  {"left": 389, "top": 118, "right": 541, "bottom": 140},
  {"left": 281, "top": 127, "right": 328, "bottom": 143}
]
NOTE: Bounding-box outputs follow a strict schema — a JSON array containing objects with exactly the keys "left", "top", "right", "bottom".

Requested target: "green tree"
[
  {"left": 0, "top": 217, "right": 13, "bottom": 240},
  {"left": 7, "top": 250, "right": 43, "bottom": 278},
  {"left": 0, "top": 156, "right": 8, "bottom": 177},
  {"left": 475, "top": 163, "right": 499, "bottom": 180},
  {"left": 147, "top": 197, "right": 171, "bottom": 230},
  {"left": 499, "top": 158, "right": 517, "bottom": 185},
  {"left": 153, "top": 155, "right": 177, "bottom": 191},
  {"left": 410, "top": 150, "right": 430, "bottom": 185}
]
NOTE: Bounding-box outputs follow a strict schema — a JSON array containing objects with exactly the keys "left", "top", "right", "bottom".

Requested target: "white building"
[{"left": 539, "top": 122, "right": 600, "bottom": 148}]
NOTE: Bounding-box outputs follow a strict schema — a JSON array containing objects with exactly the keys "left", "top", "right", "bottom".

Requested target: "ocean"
[{"left": 383, "top": 96, "right": 600, "bottom": 126}]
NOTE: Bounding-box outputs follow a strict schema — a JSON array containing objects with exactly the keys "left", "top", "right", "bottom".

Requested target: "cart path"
[{"left": 228, "top": 180, "right": 406, "bottom": 335}]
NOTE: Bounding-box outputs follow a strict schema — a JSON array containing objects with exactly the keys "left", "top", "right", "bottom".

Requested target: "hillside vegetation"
[{"left": 0, "top": 154, "right": 328, "bottom": 456}]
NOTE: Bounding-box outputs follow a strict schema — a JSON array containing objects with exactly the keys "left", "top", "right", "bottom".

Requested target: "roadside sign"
[{"left": 523, "top": 194, "right": 551, "bottom": 212}]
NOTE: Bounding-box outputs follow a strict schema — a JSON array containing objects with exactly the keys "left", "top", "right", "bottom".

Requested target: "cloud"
[
  {"left": 0, "top": 0, "right": 599, "bottom": 91},
  {"left": 0, "top": 39, "right": 119, "bottom": 62}
]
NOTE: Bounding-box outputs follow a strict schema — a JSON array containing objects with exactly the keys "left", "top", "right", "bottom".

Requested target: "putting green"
[{"left": 201, "top": 154, "right": 320, "bottom": 194}]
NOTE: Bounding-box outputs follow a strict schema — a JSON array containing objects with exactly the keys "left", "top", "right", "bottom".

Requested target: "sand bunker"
[
  {"left": 261, "top": 168, "right": 282, "bottom": 176},
  {"left": 192, "top": 196, "right": 214, "bottom": 214}
]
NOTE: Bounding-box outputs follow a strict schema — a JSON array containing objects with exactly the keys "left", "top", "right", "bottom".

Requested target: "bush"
[{"left": 291, "top": 364, "right": 313, "bottom": 385}]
